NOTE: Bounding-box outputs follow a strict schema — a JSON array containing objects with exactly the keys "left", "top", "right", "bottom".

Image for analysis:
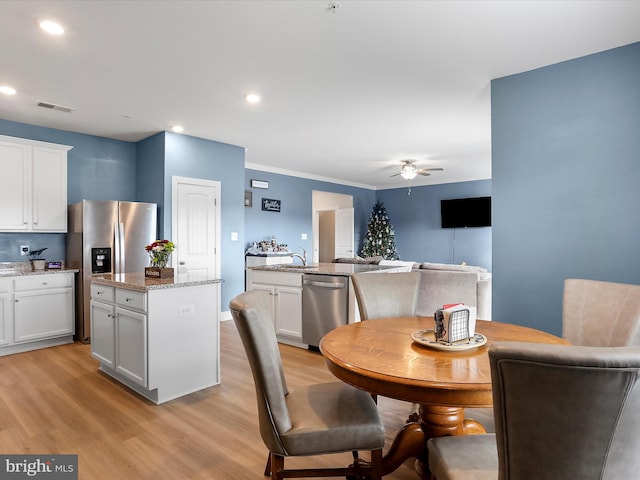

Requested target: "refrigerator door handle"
[
  {"left": 118, "top": 222, "right": 125, "bottom": 274},
  {"left": 113, "top": 222, "right": 120, "bottom": 274},
  {"left": 114, "top": 222, "right": 125, "bottom": 274}
]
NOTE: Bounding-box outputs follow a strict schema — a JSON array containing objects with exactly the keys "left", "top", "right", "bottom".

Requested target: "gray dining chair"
[
  {"left": 563, "top": 278, "right": 640, "bottom": 346},
  {"left": 428, "top": 342, "right": 640, "bottom": 480},
  {"left": 465, "top": 278, "right": 640, "bottom": 435},
  {"left": 229, "top": 290, "right": 385, "bottom": 480},
  {"left": 351, "top": 271, "right": 421, "bottom": 320}
]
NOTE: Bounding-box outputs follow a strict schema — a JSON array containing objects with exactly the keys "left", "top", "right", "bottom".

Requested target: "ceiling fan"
[{"left": 390, "top": 160, "right": 444, "bottom": 180}]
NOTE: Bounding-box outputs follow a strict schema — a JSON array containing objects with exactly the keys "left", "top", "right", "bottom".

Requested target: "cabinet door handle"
[
  {"left": 125, "top": 298, "right": 132, "bottom": 302},
  {"left": 42, "top": 282, "right": 48, "bottom": 286},
  {"left": 14, "top": 299, "right": 19, "bottom": 303}
]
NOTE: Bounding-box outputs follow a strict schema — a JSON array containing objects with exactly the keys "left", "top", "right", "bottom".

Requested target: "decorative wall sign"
[
  {"left": 262, "top": 198, "right": 281, "bottom": 212},
  {"left": 244, "top": 190, "right": 252, "bottom": 207},
  {"left": 251, "top": 179, "right": 269, "bottom": 189}
]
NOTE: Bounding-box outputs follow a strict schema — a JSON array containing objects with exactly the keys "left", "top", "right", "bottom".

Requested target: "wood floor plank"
[{"left": 0, "top": 321, "right": 418, "bottom": 479}]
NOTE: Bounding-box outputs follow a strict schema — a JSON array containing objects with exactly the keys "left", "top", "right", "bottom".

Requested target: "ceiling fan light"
[
  {"left": 400, "top": 163, "right": 417, "bottom": 180},
  {"left": 401, "top": 170, "right": 417, "bottom": 180}
]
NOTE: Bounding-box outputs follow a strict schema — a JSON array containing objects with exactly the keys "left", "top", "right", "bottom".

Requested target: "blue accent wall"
[
  {"left": 163, "top": 132, "right": 246, "bottom": 311},
  {"left": 377, "top": 180, "right": 492, "bottom": 270},
  {"left": 244, "top": 169, "right": 376, "bottom": 255},
  {"left": 492, "top": 42, "right": 640, "bottom": 336},
  {"left": 136, "top": 132, "right": 166, "bottom": 235}
]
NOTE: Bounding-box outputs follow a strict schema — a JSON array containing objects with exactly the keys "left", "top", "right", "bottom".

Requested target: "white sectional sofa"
[{"left": 333, "top": 258, "right": 492, "bottom": 320}]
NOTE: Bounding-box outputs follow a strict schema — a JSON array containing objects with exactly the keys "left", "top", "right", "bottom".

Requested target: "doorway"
[
  {"left": 312, "top": 191, "right": 354, "bottom": 263},
  {"left": 171, "top": 176, "right": 221, "bottom": 278}
]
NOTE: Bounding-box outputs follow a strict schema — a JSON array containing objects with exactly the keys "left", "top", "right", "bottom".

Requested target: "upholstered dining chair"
[
  {"left": 465, "top": 278, "right": 640, "bottom": 435},
  {"left": 351, "top": 271, "right": 421, "bottom": 320},
  {"left": 229, "top": 290, "right": 385, "bottom": 480},
  {"left": 427, "top": 342, "right": 640, "bottom": 480},
  {"left": 563, "top": 278, "right": 640, "bottom": 347}
]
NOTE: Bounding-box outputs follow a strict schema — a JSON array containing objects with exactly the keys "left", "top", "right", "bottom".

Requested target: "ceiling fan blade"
[
  {"left": 418, "top": 167, "right": 444, "bottom": 172},
  {"left": 389, "top": 172, "right": 401, "bottom": 177},
  {"left": 416, "top": 172, "right": 431, "bottom": 176}
]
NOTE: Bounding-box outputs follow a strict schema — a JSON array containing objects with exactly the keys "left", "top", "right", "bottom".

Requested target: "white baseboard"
[{"left": 220, "top": 310, "right": 232, "bottom": 322}]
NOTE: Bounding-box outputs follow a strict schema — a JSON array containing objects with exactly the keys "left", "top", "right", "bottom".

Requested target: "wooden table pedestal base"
[{"left": 380, "top": 405, "right": 487, "bottom": 479}]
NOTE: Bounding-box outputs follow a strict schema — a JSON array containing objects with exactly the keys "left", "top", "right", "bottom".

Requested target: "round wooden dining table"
[{"left": 319, "top": 317, "right": 569, "bottom": 478}]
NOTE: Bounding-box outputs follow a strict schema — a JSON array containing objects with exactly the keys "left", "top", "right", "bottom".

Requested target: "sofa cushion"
[
  {"left": 332, "top": 256, "right": 383, "bottom": 264},
  {"left": 378, "top": 260, "right": 416, "bottom": 272},
  {"left": 420, "top": 262, "right": 487, "bottom": 274}
]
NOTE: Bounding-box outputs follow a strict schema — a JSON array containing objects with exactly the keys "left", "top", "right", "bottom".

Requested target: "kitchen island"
[
  {"left": 246, "top": 262, "right": 401, "bottom": 348},
  {"left": 90, "top": 272, "right": 221, "bottom": 404}
]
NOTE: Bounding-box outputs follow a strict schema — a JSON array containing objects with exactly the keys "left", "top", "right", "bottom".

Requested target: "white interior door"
[
  {"left": 334, "top": 207, "right": 354, "bottom": 258},
  {"left": 172, "top": 176, "right": 220, "bottom": 278}
]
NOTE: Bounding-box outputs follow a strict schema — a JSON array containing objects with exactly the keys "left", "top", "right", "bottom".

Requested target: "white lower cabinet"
[
  {"left": 0, "top": 272, "right": 75, "bottom": 356},
  {"left": 0, "top": 280, "right": 11, "bottom": 346},
  {"left": 115, "top": 306, "right": 147, "bottom": 386},
  {"left": 90, "top": 298, "right": 115, "bottom": 367},
  {"left": 90, "top": 280, "right": 220, "bottom": 404},
  {"left": 246, "top": 270, "right": 305, "bottom": 347},
  {"left": 91, "top": 284, "right": 147, "bottom": 388}
]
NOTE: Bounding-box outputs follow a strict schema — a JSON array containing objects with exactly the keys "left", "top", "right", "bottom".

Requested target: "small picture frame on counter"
[
  {"left": 145, "top": 267, "right": 174, "bottom": 279},
  {"left": 46, "top": 261, "right": 63, "bottom": 269}
]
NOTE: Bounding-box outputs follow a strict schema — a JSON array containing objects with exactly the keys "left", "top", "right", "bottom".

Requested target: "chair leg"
[
  {"left": 370, "top": 448, "right": 383, "bottom": 480},
  {"left": 264, "top": 453, "right": 271, "bottom": 476},
  {"left": 270, "top": 453, "right": 284, "bottom": 480}
]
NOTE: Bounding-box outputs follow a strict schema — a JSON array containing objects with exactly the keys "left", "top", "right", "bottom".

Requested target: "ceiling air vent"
[{"left": 35, "top": 101, "right": 75, "bottom": 113}]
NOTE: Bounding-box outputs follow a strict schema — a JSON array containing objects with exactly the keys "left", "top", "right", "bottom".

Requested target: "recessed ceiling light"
[
  {"left": 171, "top": 125, "right": 184, "bottom": 133},
  {"left": 245, "top": 93, "right": 261, "bottom": 104},
  {"left": 0, "top": 86, "right": 17, "bottom": 95},
  {"left": 38, "top": 19, "right": 65, "bottom": 35}
]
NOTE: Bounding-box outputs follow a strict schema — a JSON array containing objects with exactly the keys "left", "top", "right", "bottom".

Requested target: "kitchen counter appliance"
[
  {"left": 66, "top": 200, "right": 157, "bottom": 343},
  {"left": 302, "top": 273, "right": 349, "bottom": 348}
]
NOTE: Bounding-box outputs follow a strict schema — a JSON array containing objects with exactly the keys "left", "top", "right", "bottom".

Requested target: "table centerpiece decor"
[{"left": 145, "top": 240, "right": 175, "bottom": 278}]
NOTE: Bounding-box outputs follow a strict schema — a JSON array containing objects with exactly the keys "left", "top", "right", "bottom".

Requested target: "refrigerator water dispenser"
[{"left": 91, "top": 247, "right": 111, "bottom": 274}]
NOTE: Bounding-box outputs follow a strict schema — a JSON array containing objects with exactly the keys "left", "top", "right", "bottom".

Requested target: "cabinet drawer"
[
  {"left": 13, "top": 273, "right": 72, "bottom": 292},
  {"left": 91, "top": 283, "right": 114, "bottom": 302},
  {"left": 116, "top": 288, "right": 147, "bottom": 312},
  {"left": 249, "top": 270, "right": 302, "bottom": 287}
]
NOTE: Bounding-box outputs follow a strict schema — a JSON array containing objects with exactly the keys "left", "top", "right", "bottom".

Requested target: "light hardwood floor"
[{"left": 0, "top": 321, "right": 419, "bottom": 479}]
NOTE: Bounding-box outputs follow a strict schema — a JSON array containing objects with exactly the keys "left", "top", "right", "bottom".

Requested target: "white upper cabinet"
[{"left": 0, "top": 135, "right": 72, "bottom": 232}]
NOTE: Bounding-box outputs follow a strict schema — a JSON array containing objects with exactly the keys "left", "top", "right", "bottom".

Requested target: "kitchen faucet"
[{"left": 292, "top": 247, "right": 307, "bottom": 266}]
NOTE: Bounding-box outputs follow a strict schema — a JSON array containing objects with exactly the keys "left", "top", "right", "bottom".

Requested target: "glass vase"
[{"left": 151, "top": 252, "right": 170, "bottom": 269}]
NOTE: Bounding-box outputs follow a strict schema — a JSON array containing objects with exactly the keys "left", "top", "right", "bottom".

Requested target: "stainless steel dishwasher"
[{"left": 302, "top": 274, "right": 349, "bottom": 348}]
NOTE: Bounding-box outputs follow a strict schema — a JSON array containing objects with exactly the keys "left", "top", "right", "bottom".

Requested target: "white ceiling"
[{"left": 1, "top": 1, "right": 639, "bottom": 189}]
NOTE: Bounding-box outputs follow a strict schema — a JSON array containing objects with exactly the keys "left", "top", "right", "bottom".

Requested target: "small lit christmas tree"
[{"left": 360, "top": 201, "right": 399, "bottom": 260}]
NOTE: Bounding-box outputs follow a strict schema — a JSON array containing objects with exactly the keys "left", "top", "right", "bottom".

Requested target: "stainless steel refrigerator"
[{"left": 66, "top": 200, "right": 157, "bottom": 343}]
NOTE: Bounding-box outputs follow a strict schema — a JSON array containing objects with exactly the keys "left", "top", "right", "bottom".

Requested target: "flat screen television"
[{"left": 441, "top": 196, "right": 491, "bottom": 228}]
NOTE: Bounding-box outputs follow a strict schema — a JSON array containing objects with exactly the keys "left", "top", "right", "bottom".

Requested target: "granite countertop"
[
  {"left": 0, "top": 262, "right": 79, "bottom": 277},
  {"left": 248, "top": 262, "right": 399, "bottom": 276},
  {"left": 91, "top": 272, "right": 223, "bottom": 292}
]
